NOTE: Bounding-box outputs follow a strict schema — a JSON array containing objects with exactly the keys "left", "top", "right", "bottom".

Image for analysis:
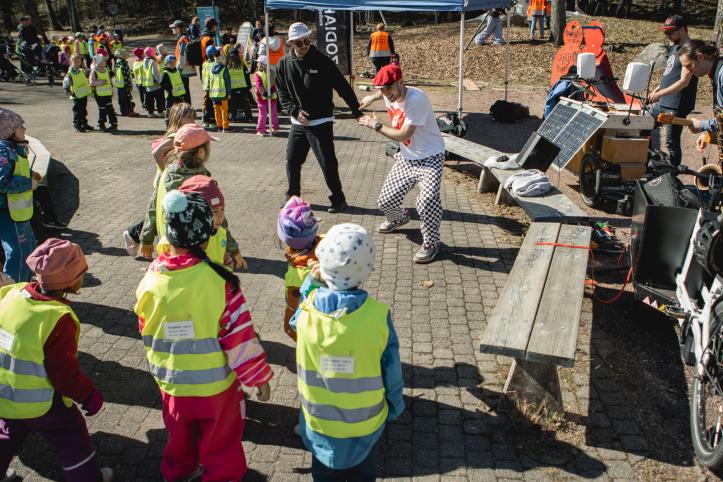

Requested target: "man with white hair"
[{"left": 275, "top": 22, "right": 363, "bottom": 213}]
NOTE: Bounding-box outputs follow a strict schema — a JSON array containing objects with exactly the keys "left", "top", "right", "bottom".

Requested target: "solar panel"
[{"left": 537, "top": 100, "right": 607, "bottom": 170}]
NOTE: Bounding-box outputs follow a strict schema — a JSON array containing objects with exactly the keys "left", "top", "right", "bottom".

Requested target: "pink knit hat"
[
  {"left": 26, "top": 238, "right": 88, "bottom": 291},
  {"left": 0, "top": 108, "right": 24, "bottom": 140},
  {"left": 133, "top": 47, "right": 144, "bottom": 60},
  {"left": 143, "top": 47, "right": 156, "bottom": 58},
  {"left": 173, "top": 124, "right": 219, "bottom": 152},
  {"left": 180, "top": 175, "right": 225, "bottom": 208}
]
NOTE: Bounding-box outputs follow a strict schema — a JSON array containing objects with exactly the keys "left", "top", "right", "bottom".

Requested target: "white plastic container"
[
  {"left": 576, "top": 52, "right": 596, "bottom": 80},
  {"left": 623, "top": 62, "right": 651, "bottom": 93}
]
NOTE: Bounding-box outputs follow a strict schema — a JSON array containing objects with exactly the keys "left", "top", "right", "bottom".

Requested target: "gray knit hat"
[{"left": 163, "top": 190, "right": 214, "bottom": 249}]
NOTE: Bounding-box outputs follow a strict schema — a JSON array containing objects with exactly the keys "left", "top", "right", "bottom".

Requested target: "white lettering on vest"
[
  {"left": 163, "top": 320, "right": 196, "bottom": 340},
  {"left": 320, "top": 355, "right": 355, "bottom": 374},
  {"left": 0, "top": 329, "right": 16, "bottom": 352}
]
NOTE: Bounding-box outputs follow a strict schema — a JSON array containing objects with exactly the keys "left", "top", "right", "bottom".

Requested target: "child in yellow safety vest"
[
  {"left": 132, "top": 47, "right": 146, "bottom": 107},
  {"left": 202, "top": 46, "right": 218, "bottom": 128},
  {"left": 277, "top": 196, "right": 322, "bottom": 341},
  {"left": 160, "top": 55, "right": 187, "bottom": 125},
  {"left": 113, "top": 48, "right": 138, "bottom": 117},
  {"left": 209, "top": 49, "right": 232, "bottom": 132},
  {"left": 0, "top": 238, "right": 113, "bottom": 482},
  {"left": 254, "top": 55, "right": 279, "bottom": 136},
  {"left": 134, "top": 190, "right": 272, "bottom": 482},
  {"left": 142, "top": 47, "right": 165, "bottom": 118},
  {"left": 63, "top": 54, "right": 94, "bottom": 132},
  {"left": 88, "top": 54, "right": 118, "bottom": 131},
  {"left": 227, "top": 46, "right": 253, "bottom": 122},
  {"left": 289, "top": 223, "right": 405, "bottom": 479}
]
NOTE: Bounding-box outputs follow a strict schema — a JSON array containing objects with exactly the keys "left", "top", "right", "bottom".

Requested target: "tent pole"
[
  {"left": 457, "top": 11, "right": 465, "bottom": 113},
  {"left": 265, "top": 9, "right": 273, "bottom": 136},
  {"left": 379, "top": 11, "right": 387, "bottom": 27},
  {"left": 505, "top": 8, "right": 510, "bottom": 101},
  {"left": 349, "top": 12, "right": 354, "bottom": 85}
]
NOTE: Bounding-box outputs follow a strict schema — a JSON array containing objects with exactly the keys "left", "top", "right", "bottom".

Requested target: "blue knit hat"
[{"left": 277, "top": 196, "right": 319, "bottom": 250}]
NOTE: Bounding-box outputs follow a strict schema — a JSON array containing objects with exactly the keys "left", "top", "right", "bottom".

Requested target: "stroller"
[
  {"left": 41, "top": 43, "right": 60, "bottom": 85},
  {"left": 18, "top": 41, "right": 42, "bottom": 85},
  {"left": 0, "top": 38, "right": 19, "bottom": 82}
]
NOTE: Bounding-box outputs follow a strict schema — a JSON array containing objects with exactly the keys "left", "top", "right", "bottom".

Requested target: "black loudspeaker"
[{"left": 516, "top": 132, "right": 561, "bottom": 172}]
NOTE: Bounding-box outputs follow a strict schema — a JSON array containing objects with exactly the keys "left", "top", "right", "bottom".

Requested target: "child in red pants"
[
  {"left": 135, "top": 190, "right": 273, "bottom": 481},
  {"left": 0, "top": 238, "right": 111, "bottom": 481}
]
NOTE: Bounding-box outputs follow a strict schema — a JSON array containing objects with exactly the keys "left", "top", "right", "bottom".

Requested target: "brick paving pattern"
[{"left": 0, "top": 79, "right": 704, "bottom": 481}]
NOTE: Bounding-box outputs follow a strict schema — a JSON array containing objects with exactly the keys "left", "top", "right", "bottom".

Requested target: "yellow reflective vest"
[
  {"left": 67, "top": 69, "right": 91, "bottom": 99},
  {"left": 154, "top": 170, "right": 169, "bottom": 239},
  {"left": 134, "top": 262, "right": 235, "bottom": 397},
  {"left": 0, "top": 283, "right": 78, "bottom": 419},
  {"left": 229, "top": 66, "right": 247, "bottom": 90},
  {"left": 94, "top": 69, "right": 113, "bottom": 97},
  {"left": 6, "top": 149, "right": 33, "bottom": 222},
  {"left": 209, "top": 66, "right": 227, "bottom": 100},
  {"left": 202, "top": 60, "right": 214, "bottom": 92},
  {"left": 165, "top": 69, "right": 186, "bottom": 98},
  {"left": 132, "top": 60, "right": 144, "bottom": 85},
  {"left": 142, "top": 61, "right": 159, "bottom": 88},
  {"left": 296, "top": 291, "right": 389, "bottom": 438},
  {"left": 256, "top": 71, "right": 277, "bottom": 100}
]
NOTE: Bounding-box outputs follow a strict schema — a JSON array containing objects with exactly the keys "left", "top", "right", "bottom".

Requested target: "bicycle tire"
[
  {"left": 690, "top": 302, "right": 723, "bottom": 470},
  {"left": 579, "top": 153, "right": 601, "bottom": 207}
]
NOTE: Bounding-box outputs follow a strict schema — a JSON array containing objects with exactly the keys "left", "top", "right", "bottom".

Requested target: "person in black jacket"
[{"left": 275, "top": 22, "right": 363, "bottom": 213}]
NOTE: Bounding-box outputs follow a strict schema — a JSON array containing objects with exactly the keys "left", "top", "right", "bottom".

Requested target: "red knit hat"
[
  {"left": 179, "top": 175, "right": 225, "bottom": 208},
  {"left": 373, "top": 64, "right": 403, "bottom": 88},
  {"left": 26, "top": 238, "right": 87, "bottom": 291}
]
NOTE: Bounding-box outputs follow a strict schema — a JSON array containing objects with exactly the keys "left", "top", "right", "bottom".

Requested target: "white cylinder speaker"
[
  {"left": 623, "top": 62, "right": 651, "bottom": 93},
  {"left": 576, "top": 52, "right": 596, "bottom": 80}
]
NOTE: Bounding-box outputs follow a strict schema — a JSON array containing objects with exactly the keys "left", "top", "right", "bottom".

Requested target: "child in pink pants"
[{"left": 255, "top": 56, "right": 279, "bottom": 136}]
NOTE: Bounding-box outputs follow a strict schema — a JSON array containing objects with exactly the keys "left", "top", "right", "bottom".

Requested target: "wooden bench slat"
[
  {"left": 479, "top": 222, "right": 561, "bottom": 359},
  {"left": 526, "top": 224, "right": 592, "bottom": 368},
  {"left": 442, "top": 133, "right": 507, "bottom": 165}
]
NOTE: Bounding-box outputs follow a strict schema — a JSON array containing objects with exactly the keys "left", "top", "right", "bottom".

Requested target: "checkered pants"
[{"left": 378, "top": 151, "right": 445, "bottom": 249}]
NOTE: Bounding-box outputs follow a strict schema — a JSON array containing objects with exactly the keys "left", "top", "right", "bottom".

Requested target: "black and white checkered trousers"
[{"left": 378, "top": 151, "right": 445, "bottom": 249}]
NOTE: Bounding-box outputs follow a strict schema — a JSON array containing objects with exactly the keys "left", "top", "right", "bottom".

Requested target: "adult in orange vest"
[
  {"left": 170, "top": 19, "right": 195, "bottom": 104},
  {"left": 367, "top": 23, "right": 395, "bottom": 74},
  {"left": 529, "top": 0, "right": 546, "bottom": 40},
  {"left": 256, "top": 24, "right": 285, "bottom": 82}
]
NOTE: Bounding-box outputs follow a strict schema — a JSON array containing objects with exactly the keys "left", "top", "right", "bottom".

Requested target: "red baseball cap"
[
  {"left": 373, "top": 64, "right": 403, "bottom": 88},
  {"left": 659, "top": 15, "right": 686, "bottom": 30}
]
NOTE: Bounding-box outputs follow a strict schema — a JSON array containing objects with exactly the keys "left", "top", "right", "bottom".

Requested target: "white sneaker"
[
  {"left": 122, "top": 230, "right": 138, "bottom": 257},
  {"left": 1, "top": 468, "right": 17, "bottom": 481},
  {"left": 101, "top": 467, "right": 113, "bottom": 482}
]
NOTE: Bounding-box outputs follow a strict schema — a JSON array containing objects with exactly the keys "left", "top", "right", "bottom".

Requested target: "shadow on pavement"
[
  {"left": 243, "top": 256, "right": 287, "bottom": 279},
  {"left": 74, "top": 301, "right": 140, "bottom": 340},
  {"left": 587, "top": 288, "right": 694, "bottom": 468},
  {"left": 47, "top": 158, "right": 79, "bottom": 227},
  {"left": 78, "top": 353, "right": 159, "bottom": 409}
]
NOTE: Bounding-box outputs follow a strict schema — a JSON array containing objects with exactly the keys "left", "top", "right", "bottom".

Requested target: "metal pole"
[
  {"left": 505, "top": 9, "right": 510, "bottom": 101},
  {"left": 265, "top": 9, "right": 273, "bottom": 136},
  {"left": 457, "top": 12, "right": 465, "bottom": 113},
  {"left": 379, "top": 11, "right": 387, "bottom": 27},
  {"left": 349, "top": 11, "right": 354, "bottom": 86}
]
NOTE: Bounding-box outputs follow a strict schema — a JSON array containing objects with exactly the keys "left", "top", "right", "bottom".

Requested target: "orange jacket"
[
  {"left": 268, "top": 40, "right": 285, "bottom": 65},
  {"left": 529, "top": 0, "right": 546, "bottom": 15}
]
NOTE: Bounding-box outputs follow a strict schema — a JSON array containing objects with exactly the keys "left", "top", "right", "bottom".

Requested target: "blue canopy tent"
[{"left": 263, "top": 0, "right": 513, "bottom": 118}]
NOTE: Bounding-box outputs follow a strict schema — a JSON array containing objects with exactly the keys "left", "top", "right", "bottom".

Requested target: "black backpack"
[
  {"left": 490, "top": 100, "right": 529, "bottom": 123},
  {"left": 186, "top": 36, "right": 204, "bottom": 66},
  {"left": 436, "top": 112, "right": 468, "bottom": 138}
]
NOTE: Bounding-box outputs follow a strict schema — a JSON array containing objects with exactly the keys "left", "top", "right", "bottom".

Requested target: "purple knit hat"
[{"left": 278, "top": 196, "right": 319, "bottom": 250}]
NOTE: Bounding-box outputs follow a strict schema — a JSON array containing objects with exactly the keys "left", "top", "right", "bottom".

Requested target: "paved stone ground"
[{"left": 0, "top": 77, "right": 710, "bottom": 482}]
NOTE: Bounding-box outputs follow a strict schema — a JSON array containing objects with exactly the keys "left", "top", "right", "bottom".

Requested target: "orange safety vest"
[
  {"left": 529, "top": 0, "right": 546, "bottom": 16},
  {"left": 545, "top": 1, "right": 551, "bottom": 15},
  {"left": 268, "top": 39, "right": 285, "bottom": 65},
  {"left": 201, "top": 35, "right": 214, "bottom": 61},
  {"left": 175, "top": 36, "right": 188, "bottom": 63},
  {"left": 369, "top": 31, "right": 392, "bottom": 58}
]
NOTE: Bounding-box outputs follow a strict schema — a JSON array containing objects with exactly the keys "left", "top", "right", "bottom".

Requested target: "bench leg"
[
  {"left": 478, "top": 167, "right": 499, "bottom": 194},
  {"left": 503, "top": 358, "right": 563, "bottom": 413},
  {"left": 495, "top": 185, "right": 515, "bottom": 206}
]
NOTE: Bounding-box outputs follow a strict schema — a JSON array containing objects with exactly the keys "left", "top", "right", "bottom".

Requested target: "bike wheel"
[
  {"left": 690, "top": 302, "right": 723, "bottom": 470},
  {"left": 579, "top": 153, "right": 601, "bottom": 207}
]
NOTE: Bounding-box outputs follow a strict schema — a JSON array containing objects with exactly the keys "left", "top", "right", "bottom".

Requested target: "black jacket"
[{"left": 276, "top": 45, "right": 361, "bottom": 121}]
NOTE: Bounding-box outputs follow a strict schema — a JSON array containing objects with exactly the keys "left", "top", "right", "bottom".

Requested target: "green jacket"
[{"left": 139, "top": 162, "right": 240, "bottom": 256}]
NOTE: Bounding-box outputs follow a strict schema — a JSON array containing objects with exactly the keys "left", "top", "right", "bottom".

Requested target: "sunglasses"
[
  {"left": 664, "top": 28, "right": 679, "bottom": 37},
  {"left": 291, "top": 38, "right": 311, "bottom": 47}
]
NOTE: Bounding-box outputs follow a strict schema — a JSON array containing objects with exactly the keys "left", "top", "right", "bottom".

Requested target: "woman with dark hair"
[
  {"left": 187, "top": 17, "right": 201, "bottom": 40},
  {"left": 679, "top": 39, "right": 723, "bottom": 153}
]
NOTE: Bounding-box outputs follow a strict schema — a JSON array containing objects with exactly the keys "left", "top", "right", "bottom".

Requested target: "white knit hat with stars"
[{"left": 316, "top": 223, "right": 375, "bottom": 291}]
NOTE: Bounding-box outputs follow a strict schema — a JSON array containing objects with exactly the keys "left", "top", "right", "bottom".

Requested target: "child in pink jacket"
[{"left": 255, "top": 55, "right": 279, "bottom": 136}]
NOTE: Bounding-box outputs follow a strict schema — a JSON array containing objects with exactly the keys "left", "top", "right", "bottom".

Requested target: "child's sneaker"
[
  {"left": 107, "top": 125, "right": 118, "bottom": 131},
  {"left": 148, "top": 112, "right": 158, "bottom": 118},
  {"left": 126, "top": 112, "right": 139, "bottom": 117},
  {"left": 98, "top": 125, "right": 107, "bottom": 132},
  {"left": 256, "top": 131, "right": 267, "bottom": 137},
  {"left": 122, "top": 230, "right": 139, "bottom": 256},
  {"left": 83, "top": 125, "right": 95, "bottom": 131},
  {"left": 73, "top": 126, "right": 86, "bottom": 133},
  {"left": 100, "top": 467, "right": 113, "bottom": 482}
]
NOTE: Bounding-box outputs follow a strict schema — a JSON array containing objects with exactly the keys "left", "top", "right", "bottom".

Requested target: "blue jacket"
[
  {"left": 290, "top": 276, "right": 405, "bottom": 469},
  {"left": 701, "top": 62, "right": 723, "bottom": 133},
  {"left": 0, "top": 140, "right": 31, "bottom": 211}
]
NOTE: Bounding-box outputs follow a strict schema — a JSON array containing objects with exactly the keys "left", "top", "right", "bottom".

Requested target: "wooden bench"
[
  {"left": 479, "top": 222, "right": 592, "bottom": 412},
  {"left": 443, "top": 134, "right": 587, "bottom": 222}
]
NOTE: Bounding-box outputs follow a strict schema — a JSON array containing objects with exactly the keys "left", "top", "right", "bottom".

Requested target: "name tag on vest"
[
  {"left": 164, "top": 320, "right": 196, "bottom": 340},
  {"left": 320, "top": 355, "right": 354, "bottom": 374},
  {"left": 0, "top": 329, "right": 16, "bottom": 352}
]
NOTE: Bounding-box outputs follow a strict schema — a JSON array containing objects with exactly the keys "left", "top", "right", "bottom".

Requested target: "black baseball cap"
[{"left": 659, "top": 15, "right": 686, "bottom": 30}]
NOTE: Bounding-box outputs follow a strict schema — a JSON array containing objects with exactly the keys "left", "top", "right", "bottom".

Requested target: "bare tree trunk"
[
  {"left": 551, "top": 0, "right": 566, "bottom": 45},
  {"left": 67, "top": 0, "right": 79, "bottom": 32},
  {"left": 45, "top": 0, "right": 63, "bottom": 29},
  {"left": 1, "top": 0, "right": 15, "bottom": 34},
  {"left": 21, "top": 0, "right": 47, "bottom": 39},
  {"left": 716, "top": 0, "right": 723, "bottom": 48}
]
